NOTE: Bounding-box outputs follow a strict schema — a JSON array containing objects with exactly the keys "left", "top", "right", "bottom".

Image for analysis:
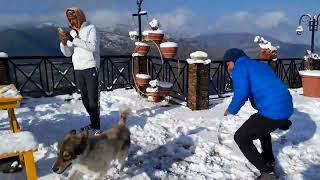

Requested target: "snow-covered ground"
[{"left": 0, "top": 88, "right": 319, "bottom": 180}]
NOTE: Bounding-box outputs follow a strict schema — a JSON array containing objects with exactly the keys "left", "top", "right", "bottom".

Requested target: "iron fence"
[{"left": 1, "top": 56, "right": 305, "bottom": 101}]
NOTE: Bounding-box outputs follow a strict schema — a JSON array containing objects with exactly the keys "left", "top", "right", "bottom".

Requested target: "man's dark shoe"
[
  {"left": 279, "top": 120, "right": 292, "bottom": 130},
  {"left": 256, "top": 172, "right": 279, "bottom": 180}
]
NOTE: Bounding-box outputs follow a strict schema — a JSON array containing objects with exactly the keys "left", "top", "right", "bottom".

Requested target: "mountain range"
[{"left": 0, "top": 23, "right": 314, "bottom": 60}]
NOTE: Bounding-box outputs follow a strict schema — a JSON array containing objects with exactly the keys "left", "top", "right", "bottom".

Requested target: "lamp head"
[{"left": 296, "top": 25, "right": 304, "bottom": 35}]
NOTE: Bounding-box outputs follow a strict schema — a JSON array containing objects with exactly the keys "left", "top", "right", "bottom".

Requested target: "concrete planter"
[{"left": 299, "top": 70, "right": 320, "bottom": 97}]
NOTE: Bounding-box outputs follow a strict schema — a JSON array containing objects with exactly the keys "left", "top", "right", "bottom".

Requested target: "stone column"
[{"left": 187, "top": 63, "right": 209, "bottom": 110}]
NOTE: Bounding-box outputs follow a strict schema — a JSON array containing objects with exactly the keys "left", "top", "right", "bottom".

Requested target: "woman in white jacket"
[{"left": 59, "top": 7, "right": 101, "bottom": 135}]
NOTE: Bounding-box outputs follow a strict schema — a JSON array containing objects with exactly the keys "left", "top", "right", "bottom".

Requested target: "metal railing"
[
  {"left": 148, "top": 57, "right": 189, "bottom": 100},
  {"left": 1, "top": 56, "right": 305, "bottom": 101}
]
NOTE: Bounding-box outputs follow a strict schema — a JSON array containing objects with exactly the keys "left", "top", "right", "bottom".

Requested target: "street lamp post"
[
  {"left": 132, "top": 0, "right": 147, "bottom": 41},
  {"left": 296, "top": 14, "right": 320, "bottom": 53}
]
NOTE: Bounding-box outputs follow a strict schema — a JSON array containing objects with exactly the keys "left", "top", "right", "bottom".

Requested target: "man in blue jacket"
[{"left": 223, "top": 48, "right": 293, "bottom": 180}]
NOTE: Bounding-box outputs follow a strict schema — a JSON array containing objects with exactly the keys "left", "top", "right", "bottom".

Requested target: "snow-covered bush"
[{"left": 304, "top": 50, "right": 320, "bottom": 70}]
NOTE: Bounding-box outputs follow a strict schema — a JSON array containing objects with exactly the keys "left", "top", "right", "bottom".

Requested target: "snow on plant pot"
[
  {"left": 148, "top": 30, "right": 164, "bottom": 44},
  {"left": 254, "top": 35, "right": 279, "bottom": 61},
  {"left": 129, "top": 31, "right": 138, "bottom": 41},
  {"left": 160, "top": 42, "right": 178, "bottom": 58},
  {"left": 149, "top": 18, "right": 160, "bottom": 31},
  {"left": 135, "top": 74, "right": 151, "bottom": 86},
  {"left": 186, "top": 51, "right": 211, "bottom": 64},
  {"left": 146, "top": 87, "right": 161, "bottom": 102},
  {"left": 299, "top": 70, "right": 320, "bottom": 97},
  {"left": 135, "top": 42, "right": 150, "bottom": 56},
  {"left": 142, "top": 30, "right": 150, "bottom": 41}
]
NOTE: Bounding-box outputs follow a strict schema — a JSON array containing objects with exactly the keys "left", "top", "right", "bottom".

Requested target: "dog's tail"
[{"left": 119, "top": 105, "right": 131, "bottom": 127}]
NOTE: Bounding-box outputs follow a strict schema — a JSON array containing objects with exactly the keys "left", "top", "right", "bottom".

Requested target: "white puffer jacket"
[{"left": 60, "top": 22, "right": 100, "bottom": 70}]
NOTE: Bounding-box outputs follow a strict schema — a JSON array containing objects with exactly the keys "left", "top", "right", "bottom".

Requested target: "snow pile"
[
  {"left": 129, "top": 31, "right": 138, "bottom": 40},
  {"left": 149, "top": 80, "right": 173, "bottom": 88},
  {"left": 303, "top": 50, "right": 320, "bottom": 60},
  {"left": 139, "top": 11, "right": 147, "bottom": 15},
  {"left": 136, "top": 74, "right": 151, "bottom": 79},
  {"left": 135, "top": 42, "right": 149, "bottom": 47},
  {"left": 0, "top": 131, "right": 38, "bottom": 155},
  {"left": 148, "top": 29, "right": 164, "bottom": 35},
  {"left": 159, "top": 81, "right": 173, "bottom": 88},
  {"left": 0, "top": 88, "right": 319, "bottom": 180},
  {"left": 149, "top": 18, "right": 160, "bottom": 30},
  {"left": 0, "top": 85, "right": 21, "bottom": 98},
  {"left": 149, "top": 80, "right": 158, "bottom": 88},
  {"left": 187, "top": 51, "right": 211, "bottom": 64},
  {"left": 299, "top": 70, "right": 320, "bottom": 77},
  {"left": 0, "top": 52, "right": 8, "bottom": 58},
  {"left": 146, "top": 87, "right": 159, "bottom": 93},
  {"left": 254, "top": 36, "right": 279, "bottom": 51},
  {"left": 132, "top": 53, "right": 144, "bottom": 57},
  {"left": 160, "top": 42, "right": 178, "bottom": 48},
  {"left": 142, "top": 30, "right": 151, "bottom": 36}
]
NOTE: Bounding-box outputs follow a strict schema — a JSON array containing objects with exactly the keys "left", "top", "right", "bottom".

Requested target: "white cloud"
[
  {"left": 88, "top": 9, "right": 131, "bottom": 27},
  {"left": 155, "top": 8, "right": 195, "bottom": 31},
  {"left": 255, "top": 11, "right": 289, "bottom": 29},
  {"left": 211, "top": 11, "right": 291, "bottom": 33}
]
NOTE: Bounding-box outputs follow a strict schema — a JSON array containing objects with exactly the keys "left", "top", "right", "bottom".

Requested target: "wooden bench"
[{"left": 0, "top": 131, "right": 38, "bottom": 180}]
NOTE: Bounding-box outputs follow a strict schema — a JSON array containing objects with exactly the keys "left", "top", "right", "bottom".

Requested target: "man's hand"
[{"left": 224, "top": 109, "right": 229, "bottom": 116}]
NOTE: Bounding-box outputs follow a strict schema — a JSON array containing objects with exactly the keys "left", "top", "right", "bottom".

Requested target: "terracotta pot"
[
  {"left": 148, "top": 33, "right": 164, "bottom": 44},
  {"left": 135, "top": 45, "right": 150, "bottom": 56},
  {"left": 147, "top": 93, "right": 161, "bottom": 102},
  {"left": 135, "top": 74, "right": 151, "bottom": 86},
  {"left": 160, "top": 47, "right": 178, "bottom": 58},
  {"left": 259, "top": 49, "right": 277, "bottom": 61},
  {"left": 300, "top": 73, "right": 320, "bottom": 97},
  {"left": 158, "top": 87, "right": 171, "bottom": 96}
]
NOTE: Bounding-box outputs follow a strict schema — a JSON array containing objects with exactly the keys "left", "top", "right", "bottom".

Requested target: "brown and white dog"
[{"left": 52, "top": 106, "right": 131, "bottom": 179}]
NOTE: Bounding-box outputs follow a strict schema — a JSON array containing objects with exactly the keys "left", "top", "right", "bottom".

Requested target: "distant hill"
[{"left": 0, "top": 23, "right": 313, "bottom": 59}]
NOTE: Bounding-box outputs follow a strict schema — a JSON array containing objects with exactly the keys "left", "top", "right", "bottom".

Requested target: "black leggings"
[
  {"left": 234, "top": 113, "right": 290, "bottom": 173},
  {"left": 75, "top": 67, "right": 100, "bottom": 129}
]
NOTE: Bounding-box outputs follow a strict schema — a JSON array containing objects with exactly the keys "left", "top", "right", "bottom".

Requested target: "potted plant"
[
  {"left": 149, "top": 80, "right": 173, "bottom": 97},
  {"left": 254, "top": 36, "right": 279, "bottom": 61},
  {"left": 143, "top": 18, "right": 164, "bottom": 44},
  {"left": 135, "top": 74, "right": 151, "bottom": 87},
  {"left": 146, "top": 87, "right": 161, "bottom": 102},
  {"left": 160, "top": 42, "right": 178, "bottom": 58},
  {"left": 299, "top": 50, "right": 320, "bottom": 97},
  {"left": 134, "top": 42, "right": 150, "bottom": 56}
]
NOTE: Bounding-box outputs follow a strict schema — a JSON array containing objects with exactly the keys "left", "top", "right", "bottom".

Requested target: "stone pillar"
[
  {"left": 0, "top": 53, "right": 10, "bottom": 85},
  {"left": 187, "top": 63, "right": 209, "bottom": 110}
]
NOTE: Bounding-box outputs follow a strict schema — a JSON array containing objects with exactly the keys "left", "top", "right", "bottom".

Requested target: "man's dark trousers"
[
  {"left": 75, "top": 67, "right": 100, "bottom": 129},
  {"left": 234, "top": 113, "right": 289, "bottom": 173}
]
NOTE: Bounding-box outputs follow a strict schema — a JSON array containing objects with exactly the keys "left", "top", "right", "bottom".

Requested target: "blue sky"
[{"left": 1, "top": 0, "right": 320, "bottom": 44}]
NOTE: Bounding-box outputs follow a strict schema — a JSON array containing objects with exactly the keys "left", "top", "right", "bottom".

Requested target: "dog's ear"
[
  {"left": 79, "top": 129, "right": 88, "bottom": 141},
  {"left": 69, "top": 129, "right": 76, "bottom": 135},
  {"left": 75, "top": 129, "right": 89, "bottom": 155}
]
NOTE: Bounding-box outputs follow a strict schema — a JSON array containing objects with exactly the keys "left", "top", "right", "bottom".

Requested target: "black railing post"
[{"left": 0, "top": 56, "right": 11, "bottom": 85}]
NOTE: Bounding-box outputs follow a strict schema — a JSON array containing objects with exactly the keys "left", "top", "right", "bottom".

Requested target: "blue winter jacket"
[{"left": 228, "top": 56, "right": 293, "bottom": 120}]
